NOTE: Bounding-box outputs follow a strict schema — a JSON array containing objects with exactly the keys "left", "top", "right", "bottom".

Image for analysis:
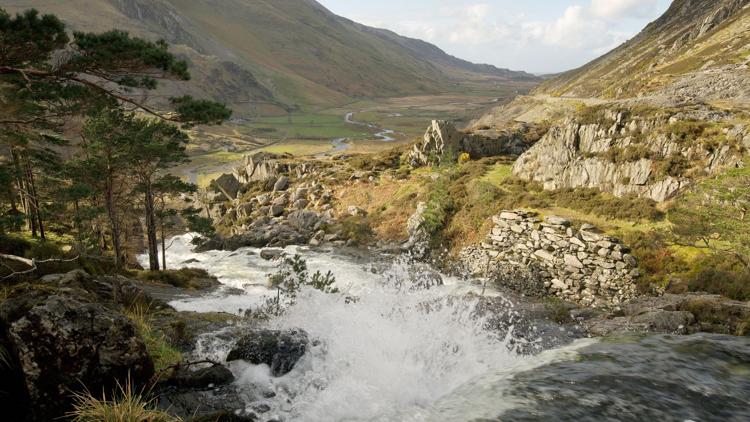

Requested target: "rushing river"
[{"left": 146, "top": 235, "right": 750, "bottom": 422}]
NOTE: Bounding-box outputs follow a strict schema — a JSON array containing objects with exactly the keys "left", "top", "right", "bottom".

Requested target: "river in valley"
[{"left": 144, "top": 235, "right": 750, "bottom": 422}]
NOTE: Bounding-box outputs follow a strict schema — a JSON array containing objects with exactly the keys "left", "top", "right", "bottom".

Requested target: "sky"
[{"left": 317, "top": 0, "right": 672, "bottom": 74}]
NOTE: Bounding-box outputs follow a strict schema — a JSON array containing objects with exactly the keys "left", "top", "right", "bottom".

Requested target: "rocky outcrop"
[
  {"left": 226, "top": 329, "right": 309, "bottom": 377},
  {"left": 0, "top": 274, "right": 155, "bottom": 420},
  {"left": 581, "top": 293, "right": 750, "bottom": 336},
  {"left": 212, "top": 173, "right": 243, "bottom": 201},
  {"left": 410, "top": 120, "right": 535, "bottom": 166},
  {"left": 403, "top": 202, "right": 430, "bottom": 254},
  {"left": 512, "top": 110, "right": 746, "bottom": 202},
  {"left": 233, "top": 153, "right": 287, "bottom": 185},
  {"left": 198, "top": 154, "right": 346, "bottom": 251},
  {"left": 461, "top": 210, "right": 639, "bottom": 307}
]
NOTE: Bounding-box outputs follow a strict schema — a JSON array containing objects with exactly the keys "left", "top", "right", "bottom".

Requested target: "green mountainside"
[{"left": 3, "top": 0, "right": 536, "bottom": 112}]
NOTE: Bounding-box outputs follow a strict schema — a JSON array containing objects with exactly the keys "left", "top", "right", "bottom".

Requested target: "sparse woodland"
[{"left": 0, "top": 8, "right": 230, "bottom": 273}]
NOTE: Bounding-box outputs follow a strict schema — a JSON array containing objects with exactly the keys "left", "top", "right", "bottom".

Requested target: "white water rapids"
[{"left": 143, "top": 235, "right": 593, "bottom": 421}]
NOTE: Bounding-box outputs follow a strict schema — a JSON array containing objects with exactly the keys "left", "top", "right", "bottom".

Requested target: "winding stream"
[{"left": 146, "top": 235, "right": 750, "bottom": 421}]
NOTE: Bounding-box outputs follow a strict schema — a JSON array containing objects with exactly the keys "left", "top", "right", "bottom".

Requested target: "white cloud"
[
  {"left": 590, "top": 0, "right": 659, "bottom": 20},
  {"left": 320, "top": 0, "right": 670, "bottom": 72},
  {"left": 522, "top": 5, "right": 608, "bottom": 48}
]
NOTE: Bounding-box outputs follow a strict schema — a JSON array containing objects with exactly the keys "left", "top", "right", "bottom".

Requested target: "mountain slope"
[
  {"left": 3, "top": 0, "right": 536, "bottom": 111},
  {"left": 537, "top": 0, "right": 750, "bottom": 101}
]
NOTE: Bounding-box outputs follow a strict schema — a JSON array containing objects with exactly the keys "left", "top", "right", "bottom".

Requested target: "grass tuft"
[
  {"left": 68, "top": 378, "right": 180, "bottom": 422},
  {"left": 126, "top": 305, "right": 182, "bottom": 374}
]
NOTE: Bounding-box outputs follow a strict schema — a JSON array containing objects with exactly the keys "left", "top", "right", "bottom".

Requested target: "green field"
[{"left": 245, "top": 113, "right": 371, "bottom": 140}]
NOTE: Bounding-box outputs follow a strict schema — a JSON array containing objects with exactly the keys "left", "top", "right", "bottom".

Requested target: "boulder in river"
[
  {"left": 170, "top": 364, "right": 235, "bottom": 389},
  {"left": 226, "top": 329, "right": 309, "bottom": 377}
]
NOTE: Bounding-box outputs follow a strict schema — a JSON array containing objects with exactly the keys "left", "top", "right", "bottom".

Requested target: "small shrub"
[
  {"left": 666, "top": 120, "right": 708, "bottom": 143},
  {"left": 684, "top": 254, "right": 750, "bottom": 301},
  {"left": 256, "top": 255, "right": 339, "bottom": 318},
  {"left": 544, "top": 298, "right": 574, "bottom": 324},
  {"left": 132, "top": 268, "right": 217, "bottom": 290},
  {"left": 619, "top": 230, "right": 688, "bottom": 294},
  {"left": 458, "top": 152, "right": 471, "bottom": 165},
  {"left": 68, "top": 379, "right": 180, "bottom": 422},
  {"left": 335, "top": 216, "right": 374, "bottom": 245},
  {"left": 420, "top": 177, "right": 453, "bottom": 238},
  {"left": 126, "top": 305, "right": 181, "bottom": 374},
  {"left": 0, "top": 234, "right": 31, "bottom": 256},
  {"left": 25, "top": 241, "right": 64, "bottom": 260},
  {"left": 575, "top": 105, "right": 609, "bottom": 125},
  {"left": 657, "top": 153, "right": 690, "bottom": 177},
  {"left": 603, "top": 145, "right": 652, "bottom": 163}
]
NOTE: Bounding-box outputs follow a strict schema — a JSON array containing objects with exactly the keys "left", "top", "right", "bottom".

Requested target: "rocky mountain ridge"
[{"left": 537, "top": 0, "right": 750, "bottom": 101}]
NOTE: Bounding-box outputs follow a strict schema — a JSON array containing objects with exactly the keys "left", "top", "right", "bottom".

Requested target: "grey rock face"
[
  {"left": 233, "top": 152, "right": 286, "bottom": 184},
  {"left": 404, "top": 202, "right": 430, "bottom": 253},
  {"left": 0, "top": 284, "right": 154, "bottom": 420},
  {"left": 409, "top": 120, "right": 535, "bottom": 166},
  {"left": 512, "top": 112, "right": 743, "bottom": 202},
  {"left": 213, "top": 173, "right": 243, "bottom": 200},
  {"left": 226, "top": 329, "right": 309, "bottom": 377},
  {"left": 287, "top": 210, "right": 322, "bottom": 232},
  {"left": 273, "top": 176, "right": 289, "bottom": 192}
]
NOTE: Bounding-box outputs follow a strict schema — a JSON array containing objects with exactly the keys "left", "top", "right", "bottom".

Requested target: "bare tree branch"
[{"left": 0, "top": 253, "right": 81, "bottom": 281}]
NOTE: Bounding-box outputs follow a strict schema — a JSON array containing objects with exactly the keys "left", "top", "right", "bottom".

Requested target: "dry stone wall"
[{"left": 461, "top": 210, "right": 639, "bottom": 307}]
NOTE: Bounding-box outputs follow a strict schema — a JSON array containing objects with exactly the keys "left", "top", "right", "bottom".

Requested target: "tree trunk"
[
  {"left": 22, "top": 151, "right": 45, "bottom": 240},
  {"left": 73, "top": 199, "right": 84, "bottom": 251},
  {"left": 11, "top": 149, "right": 34, "bottom": 236},
  {"left": 144, "top": 183, "right": 160, "bottom": 271},
  {"left": 105, "top": 169, "right": 123, "bottom": 269},
  {"left": 161, "top": 223, "right": 167, "bottom": 271}
]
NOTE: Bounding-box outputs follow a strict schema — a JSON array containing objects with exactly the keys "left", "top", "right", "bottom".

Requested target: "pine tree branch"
[{"left": 0, "top": 66, "right": 177, "bottom": 122}]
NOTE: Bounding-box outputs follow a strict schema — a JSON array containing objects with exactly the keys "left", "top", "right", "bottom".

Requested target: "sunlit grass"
[
  {"left": 260, "top": 139, "right": 335, "bottom": 156},
  {"left": 126, "top": 305, "right": 181, "bottom": 375},
  {"left": 68, "top": 378, "right": 180, "bottom": 422},
  {"left": 480, "top": 163, "right": 513, "bottom": 186}
]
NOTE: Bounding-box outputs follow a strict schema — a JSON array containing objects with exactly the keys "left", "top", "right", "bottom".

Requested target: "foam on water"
[{"left": 145, "top": 235, "right": 590, "bottom": 421}]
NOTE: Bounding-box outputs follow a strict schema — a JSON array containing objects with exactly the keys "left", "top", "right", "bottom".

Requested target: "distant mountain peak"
[{"left": 537, "top": 0, "right": 750, "bottom": 101}]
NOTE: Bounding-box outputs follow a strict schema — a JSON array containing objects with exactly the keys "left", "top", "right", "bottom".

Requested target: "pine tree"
[{"left": 0, "top": 8, "right": 231, "bottom": 268}]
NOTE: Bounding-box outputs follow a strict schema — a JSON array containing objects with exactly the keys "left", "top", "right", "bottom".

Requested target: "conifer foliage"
[{"left": 0, "top": 8, "right": 231, "bottom": 269}]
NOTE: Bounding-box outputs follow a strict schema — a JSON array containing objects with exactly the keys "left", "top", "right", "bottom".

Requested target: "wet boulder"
[
  {"left": 226, "top": 329, "right": 308, "bottom": 376},
  {"left": 260, "top": 249, "right": 285, "bottom": 261},
  {"left": 0, "top": 284, "right": 154, "bottom": 420},
  {"left": 157, "top": 384, "right": 255, "bottom": 421},
  {"left": 408, "top": 266, "right": 444, "bottom": 291},
  {"left": 171, "top": 364, "right": 235, "bottom": 389}
]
